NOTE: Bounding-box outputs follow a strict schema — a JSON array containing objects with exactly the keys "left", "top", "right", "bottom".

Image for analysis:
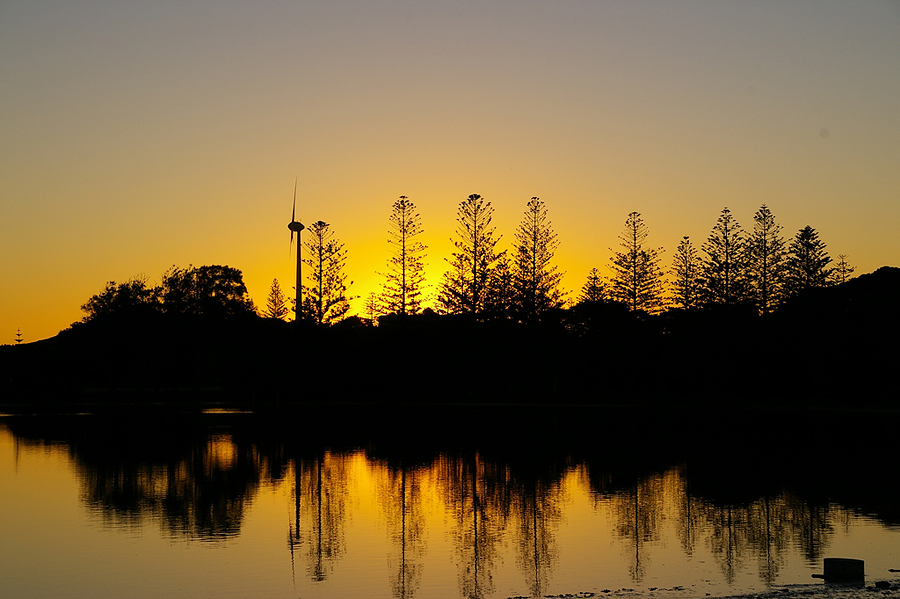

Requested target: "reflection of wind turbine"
[
  {"left": 287, "top": 178, "right": 305, "bottom": 322},
  {"left": 287, "top": 467, "right": 299, "bottom": 591}
]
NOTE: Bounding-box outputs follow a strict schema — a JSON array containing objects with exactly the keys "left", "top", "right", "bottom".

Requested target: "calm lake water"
[{"left": 1, "top": 407, "right": 898, "bottom": 599}]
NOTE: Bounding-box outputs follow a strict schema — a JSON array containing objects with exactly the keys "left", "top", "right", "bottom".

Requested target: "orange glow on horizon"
[{"left": 2, "top": 2, "right": 898, "bottom": 341}]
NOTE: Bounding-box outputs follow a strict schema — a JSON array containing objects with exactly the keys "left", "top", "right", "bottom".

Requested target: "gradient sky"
[{"left": 3, "top": 0, "right": 899, "bottom": 342}]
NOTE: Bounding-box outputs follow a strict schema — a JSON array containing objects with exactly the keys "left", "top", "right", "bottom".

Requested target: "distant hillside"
[{"left": 777, "top": 265, "right": 898, "bottom": 318}]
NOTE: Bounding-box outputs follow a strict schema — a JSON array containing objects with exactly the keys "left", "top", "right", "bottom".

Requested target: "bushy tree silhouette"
[
  {"left": 81, "top": 267, "right": 255, "bottom": 322},
  {"left": 160, "top": 265, "right": 255, "bottom": 318},
  {"left": 786, "top": 226, "right": 832, "bottom": 294},
  {"left": 81, "top": 276, "right": 159, "bottom": 321}
]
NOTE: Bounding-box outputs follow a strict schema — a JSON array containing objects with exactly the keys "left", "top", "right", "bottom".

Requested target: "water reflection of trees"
[
  {"left": 4, "top": 417, "right": 291, "bottom": 541},
  {"left": 374, "top": 461, "right": 428, "bottom": 599},
  {"left": 288, "top": 451, "right": 351, "bottom": 582},
  {"left": 433, "top": 450, "right": 569, "bottom": 599},
  {"left": 695, "top": 492, "right": 840, "bottom": 584},
  {"left": 6, "top": 412, "right": 896, "bottom": 592},
  {"left": 435, "top": 453, "right": 508, "bottom": 599},
  {"left": 78, "top": 430, "right": 286, "bottom": 540},
  {"left": 746, "top": 496, "right": 790, "bottom": 583},
  {"left": 510, "top": 474, "right": 563, "bottom": 597},
  {"left": 609, "top": 473, "right": 666, "bottom": 582},
  {"left": 587, "top": 462, "right": 855, "bottom": 586}
]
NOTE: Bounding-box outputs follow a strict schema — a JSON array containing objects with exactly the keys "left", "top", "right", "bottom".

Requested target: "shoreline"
[{"left": 537, "top": 581, "right": 900, "bottom": 599}]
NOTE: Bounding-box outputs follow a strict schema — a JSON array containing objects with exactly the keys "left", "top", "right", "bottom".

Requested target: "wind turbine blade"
[
  {"left": 291, "top": 178, "right": 297, "bottom": 222},
  {"left": 289, "top": 177, "right": 297, "bottom": 256}
]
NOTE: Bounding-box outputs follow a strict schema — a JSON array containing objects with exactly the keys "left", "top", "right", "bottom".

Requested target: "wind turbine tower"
[{"left": 288, "top": 180, "right": 305, "bottom": 322}]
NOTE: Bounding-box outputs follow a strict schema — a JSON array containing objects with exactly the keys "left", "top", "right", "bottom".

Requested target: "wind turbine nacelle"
[{"left": 288, "top": 221, "right": 305, "bottom": 232}]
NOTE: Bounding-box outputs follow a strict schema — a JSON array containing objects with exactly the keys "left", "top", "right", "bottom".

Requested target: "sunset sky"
[{"left": 2, "top": 1, "right": 899, "bottom": 342}]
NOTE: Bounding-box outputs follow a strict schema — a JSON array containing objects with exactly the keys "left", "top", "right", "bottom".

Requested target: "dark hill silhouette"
[
  {"left": 777, "top": 265, "right": 900, "bottom": 321},
  {"left": 765, "top": 266, "right": 900, "bottom": 405},
  {"left": 1, "top": 267, "right": 897, "bottom": 411}
]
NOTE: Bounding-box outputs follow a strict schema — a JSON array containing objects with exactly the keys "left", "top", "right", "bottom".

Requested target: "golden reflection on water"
[
  {"left": 280, "top": 451, "right": 895, "bottom": 599},
  {"left": 373, "top": 458, "right": 429, "bottom": 599},
  {"left": 289, "top": 450, "right": 352, "bottom": 581},
  {"left": 2, "top": 420, "right": 899, "bottom": 599},
  {"left": 73, "top": 429, "right": 286, "bottom": 540}
]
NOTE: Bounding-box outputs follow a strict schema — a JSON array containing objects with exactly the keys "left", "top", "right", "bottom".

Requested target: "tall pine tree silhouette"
[
  {"left": 609, "top": 212, "right": 665, "bottom": 313},
  {"left": 380, "top": 196, "right": 427, "bottom": 315},
  {"left": 302, "top": 221, "right": 351, "bottom": 324},
  {"left": 438, "top": 194, "right": 503, "bottom": 315},
  {"left": 746, "top": 205, "right": 786, "bottom": 314},
  {"left": 701, "top": 207, "right": 747, "bottom": 306},
  {"left": 511, "top": 197, "right": 565, "bottom": 322}
]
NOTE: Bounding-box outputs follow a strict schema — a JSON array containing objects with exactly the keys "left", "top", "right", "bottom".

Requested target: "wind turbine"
[{"left": 287, "top": 178, "right": 305, "bottom": 322}]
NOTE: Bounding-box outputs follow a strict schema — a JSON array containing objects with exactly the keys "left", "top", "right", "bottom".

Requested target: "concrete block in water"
[{"left": 823, "top": 558, "right": 864, "bottom": 582}]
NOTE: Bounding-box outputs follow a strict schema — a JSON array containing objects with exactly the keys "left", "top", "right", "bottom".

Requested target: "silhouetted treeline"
[
  {"left": 377, "top": 200, "right": 855, "bottom": 321},
  {"left": 78, "top": 264, "right": 257, "bottom": 322},
  {"left": 287, "top": 198, "right": 855, "bottom": 325},
  {"left": 1, "top": 266, "right": 897, "bottom": 408}
]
